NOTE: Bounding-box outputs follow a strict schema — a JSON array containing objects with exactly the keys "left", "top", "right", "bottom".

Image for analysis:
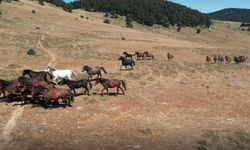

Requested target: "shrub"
[
  {"left": 242, "top": 28, "right": 246, "bottom": 31},
  {"left": 80, "top": 15, "right": 84, "bottom": 18},
  {"left": 32, "top": 10, "right": 36, "bottom": 14},
  {"left": 27, "top": 48, "right": 36, "bottom": 55},
  {"left": 38, "top": 0, "right": 45, "bottom": 6},
  {"left": 0, "top": 11, "right": 2, "bottom": 17},
  {"left": 103, "top": 19, "right": 110, "bottom": 24},
  {"left": 240, "top": 22, "right": 246, "bottom": 27},
  {"left": 104, "top": 12, "right": 109, "bottom": 17},
  {"left": 121, "top": 37, "right": 126, "bottom": 40},
  {"left": 197, "top": 28, "right": 201, "bottom": 34},
  {"left": 35, "top": 27, "right": 40, "bottom": 29},
  {"left": 86, "top": 17, "right": 89, "bottom": 20},
  {"left": 177, "top": 26, "right": 182, "bottom": 32},
  {"left": 248, "top": 27, "right": 250, "bottom": 32},
  {"left": 110, "top": 12, "right": 118, "bottom": 19}
]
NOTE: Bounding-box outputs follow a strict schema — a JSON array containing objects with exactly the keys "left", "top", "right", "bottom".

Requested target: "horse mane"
[{"left": 47, "top": 66, "right": 56, "bottom": 71}]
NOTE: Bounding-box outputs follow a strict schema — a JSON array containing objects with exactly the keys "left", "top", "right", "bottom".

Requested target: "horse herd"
[
  {"left": 206, "top": 55, "right": 248, "bottom": 64},
  {"left": 0, "top": 50, "right": 247, "bottom": 108},
  {"left": 0, "top": 65, "right": 127, "bottom": 108}
]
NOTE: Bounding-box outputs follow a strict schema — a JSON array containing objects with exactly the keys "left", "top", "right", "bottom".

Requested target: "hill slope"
[
  {"left": 208, "top": 8, "right": 250, "bottom": 22},
  {"left": 1, "top": 1, "right": 250, "bottom": 150},
  {"left": 70, "top": 0, "right": 211, "bottom": 27}
]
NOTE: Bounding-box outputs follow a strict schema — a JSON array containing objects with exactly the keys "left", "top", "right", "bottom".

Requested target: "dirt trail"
[{"left": 0, "top": 30, "right": 56, "bottom": 149}]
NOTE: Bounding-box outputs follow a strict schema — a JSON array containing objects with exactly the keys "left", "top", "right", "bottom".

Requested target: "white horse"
[{"left": 47, "top": 66, "right": 77, "bottom": 82}]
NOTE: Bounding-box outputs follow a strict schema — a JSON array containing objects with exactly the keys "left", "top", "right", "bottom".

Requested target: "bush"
[
  {"left": 197, "top": 28, "right": 201, "bottom": 34},
  {"left": 242, "top": 28, "right": 246, "bottom": 31},
  {"left": 103, "top": 19, "right": 110, "bottom": 24},
  {"left": 121, "top": 37, "right": 126, "bottom": 40},
  {"left": 35, "top": 27, "right": 40, "bottom": 29},
  {"left": 32, "top": 10, "right": 36, "bottom": 14},
  {"left": 177, "top": 26, "right": 182, "bottom": 32},
  {"left": 248, "top": 27, "right": 250, "bottom": 32},
  {"left": 27, "top": 48, "right": 36, "bottom": 55},
  {"left": 0, "top": 11, "right": 2, "bottom": 17},
  {"left": 86, "top": 17, "right": 89, "bottom": 20},
  {"left": 39, "top": 0, "right": 45, "bottom": 6},
  {"left": 110, "top": 12, "right": 118, "bottom": 19},
  {"left": 80, "top": 15, "right": 84, "bottom": 18},
  {"left": 104, "top": 12, "right": 109, "bottom": 17}
]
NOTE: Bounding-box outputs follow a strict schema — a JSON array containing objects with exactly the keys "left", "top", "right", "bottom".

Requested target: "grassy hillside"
[{"left": 208, "top": 8, "right": 250, "bottom": 22}]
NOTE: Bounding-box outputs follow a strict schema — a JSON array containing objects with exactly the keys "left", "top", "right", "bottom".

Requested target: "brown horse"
[
  {"left": 35, "top": 86, "right": 74, "bottom": 107},
  {"left": 167, "top": 53, "right": 175, "bottom": 61},
  {"left": 18, "top": 76, "right": 52, "bottom": 88},
  {"left": 218, "top": 55, "right": 224, "bottom": 64},
  {"left": 93, "top": 78, "right": 126, "bottom": 96},
  {"left": 213, "top": 55, "right": 218, "bottom": 63},
  {"left": 82, "top": 65, "right": 107, "bottom": 79},
  {"left": 134, "top": 52, "right": 145, "bottom": 60},
  {"left": 144, "top": 51, "right": 154, "bottom": 60},
  {"left": 206, "top": 56, "right": 212, "bottom": 64},
  {"left": 225, "top": 56, "right": 231, "bottom": 63}
]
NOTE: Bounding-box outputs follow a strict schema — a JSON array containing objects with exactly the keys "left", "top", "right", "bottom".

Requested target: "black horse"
[
  {"left": 22, "top": 69, "right": 53, "bottom": 84},
  {"left": 92, "top": 78, "right": 126, "bottom": 96},
  {"left": 58, "top": 79, "right": 92, "bottom": 95},
  {"left": 122, "top": 52, "right": 133, "bottom": 59},
  {"left": 234, "top": 56, "right": 247, "bottom": 64},
  {"left": 82, "top": 66, "right": 107, "bottom": 79},
  {"left": 119, "top": 56, "right": 135, "bottom": 70}
]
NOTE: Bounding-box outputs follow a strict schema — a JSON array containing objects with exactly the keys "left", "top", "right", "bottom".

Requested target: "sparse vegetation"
[
  {"left": 177, "top": 26, "right": 182, "bottom": 32},
  {"left": 38, "top": 0, "right": 45, "bottom": 6},
  {"left": 32, "top": 10, "right": 36, "bottom": 14},
  {"left": 125, "top": 15, "right": 133, "bottom": 28},
  {"left": 197, "top": 28, "right": 201, "bottom": 34},
  {"left": 27, "top": 48, "right": 36, "bottom": 55},
  {"left": 103, "top": 19, "right": 110, "bottom": 24}
]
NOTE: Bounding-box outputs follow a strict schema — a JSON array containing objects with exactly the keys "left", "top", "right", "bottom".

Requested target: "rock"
[{"left": 139, "top": 128, "right": 152, "bottom": 135}]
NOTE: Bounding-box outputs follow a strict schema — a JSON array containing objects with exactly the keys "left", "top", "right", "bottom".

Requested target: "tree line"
[{"left": 38, "top": 0, "right": 211, "bottom": 28}]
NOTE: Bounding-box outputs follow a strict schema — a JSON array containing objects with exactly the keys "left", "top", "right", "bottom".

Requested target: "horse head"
[
  {"left": 119, "top": 56, "right": 125, "bottom": 61},
  {"left": 22, "top": 69, "right": 31, "bottom": 76},
  {"left": 82, "top": 65, "right": 90, "bottom": 72}
]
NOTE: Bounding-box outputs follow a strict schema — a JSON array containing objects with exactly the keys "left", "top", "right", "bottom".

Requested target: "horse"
[
  {"left": 213, "top": 55, "right": 218, "bottom": 63},
  {"left": 225, "top": 56, "right": 231, "bottom": 64},
  {"left": 18, "top": 76, "right": 52, "bottom": 88},
  {"left": 58, "top": 79, "right": 92, "bottom": 95},
  {"left": 0, "top": 79, "right": 13, "bottom": 99},
  {"left": 144, "top": 51, "right": 154, "bottom": 60},
  {"left": 206, "top": 56, "right": 212, "bottom": 64},
  {"left": 218, "top": 56, "right": 224, "bottom": 64},
  {"left": 47, "top": 66, "right": 77, "bottom": 82},
  {"left": 82, "top": 65, "right": 107, "bottom": 79},
  {"left": 134, "top": 52, "right": 145, "bottom": 60},
  {"left": 92, "top": 78, "right": 126, "bottom": 96},
  {"left": 122, "top": 52, "right": 133, "bottom": 59},
  {"left": 119, "top": 56, "right": 135, "bottom": 70},
  {"left": 22, "top": 69, "right": 53, "bottom": 83},
  {"left": 34, "top": 86, "right": 74, "bottom": 107},
  {"left": 234, "top": 56, "right": 247, "bottom": 64},
  {"left": 167, "top": 53, "right": 175, "bottom": 61}
]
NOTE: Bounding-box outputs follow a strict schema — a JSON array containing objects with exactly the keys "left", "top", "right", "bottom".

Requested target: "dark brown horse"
[
  {"left": 82, "top": 65, "right": 107, "bottom": 79},
  {"left": 119, "top": 56, "right": 135, "bottom": 70},
  {"left": 144, "top": 51, "right": 154, "bottom": 60},
  {"left": 22, "top": 69, "right": 53, "bottom": 84},
  {"left": 18, "top": 76, "right": 52, "bottom": 88},
  {"left": 225, "top": 56, "right": 231, "bottom": 64},
  {"left": 92, "top": 78, "right": 126, "bottom": 96},
  {"left": 213, "top": 55, "right": 218, "bottom": 63},
  {"left": 167, "top": 53, "right": 175, "bottom": 61},
  {"left": 122, "top": 52, "right": 133, "bottom": 59},
  {"left": 218, "top": 55, "right": 224, "bottom": 63},
  {"left": 134, "top": 52, "right": 145, "bottom": 60},
  {"left": 206, "top": 56, "right": 212, "bottom": 64}
]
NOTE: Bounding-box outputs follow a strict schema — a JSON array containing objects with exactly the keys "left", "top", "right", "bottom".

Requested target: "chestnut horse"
[
  {"left": 93, "top": 78, "right": 126, "bottom": 96},
  {"left": 134, "top": 52, "right": 145, "bottom": 60},
  {"left": 144, "top": 51, "right": 154, "bottom": 60},
  {"left": 167, "top": 53, "right": 175, "bottom": 61}
]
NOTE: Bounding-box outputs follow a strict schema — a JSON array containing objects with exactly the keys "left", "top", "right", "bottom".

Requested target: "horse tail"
[
  {"left": 100, "top": 67, "right": 107, "bottom": 74},
  {"left": 88, "top": 80, "right": 92, "bottom": 90},
  {"left": 69, "top": 91, "right": 75, "bottom": 103},
  {"left": 121, "top": 80, "right": 127, "bottom": 91},
  {"left": 71, "top": 71, "right": 77, "bottom": 79}
]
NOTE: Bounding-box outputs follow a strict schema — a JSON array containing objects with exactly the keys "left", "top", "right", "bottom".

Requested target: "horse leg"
[
  {"left": 120, "top": 87, "right": 125, "bottom": 95},
  {"left": 106, "top": 88, "right": 109, "bottom": 96},
  {"left": 120, "top": 65, "right": 123, "bottom": 71},
  {"left": 116, "top": 87, "right": 119, "bottom": 96},
  {"left": 125, "top": 65, "right": 127, "bottom": 70},
  {"left": 101, "top": 88, "right": 106, "bottom": 96}
]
